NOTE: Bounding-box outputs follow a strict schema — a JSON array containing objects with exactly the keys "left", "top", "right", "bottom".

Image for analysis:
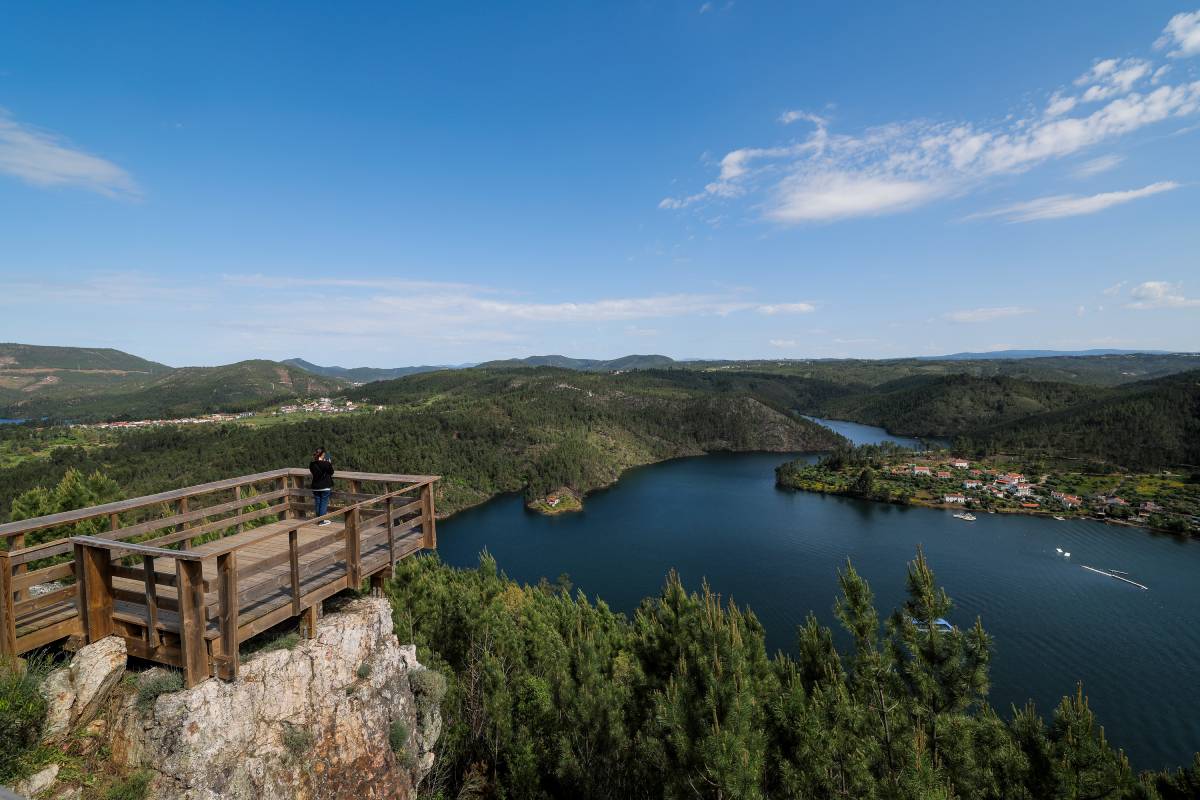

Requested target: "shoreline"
[{"left": 778, "top": 482, "right": 1198, "bottom": 539}]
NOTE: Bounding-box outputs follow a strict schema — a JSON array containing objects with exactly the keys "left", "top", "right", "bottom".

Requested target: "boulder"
[
  {"left": 110, "top": 597, "right": 441, "bottom": 800},
  {"left": 41, "top": 636, "right": 127, "bottom": 740},
  {"left": 13, "top": 763, "right": 60, "bottom": 798}
]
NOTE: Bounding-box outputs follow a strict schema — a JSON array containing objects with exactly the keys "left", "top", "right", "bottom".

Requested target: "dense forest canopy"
[{"left": 389, "top": 551, "right": 1200, "bottom": 799}]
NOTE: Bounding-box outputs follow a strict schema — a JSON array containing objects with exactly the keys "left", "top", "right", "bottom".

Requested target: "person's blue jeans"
[{"left": 313, "top": 489, "right": 331, "bottom": 517}]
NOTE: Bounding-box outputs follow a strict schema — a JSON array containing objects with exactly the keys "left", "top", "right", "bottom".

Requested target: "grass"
[
  {"left": 0, "top": 655, "right": 51, "bottom": 784},
  {"left": 135, "top": 671, "right": 183, "bottom": 713},
  {"left": 282, "top": 724, "right": 314, "bottom": 758},
  {"left": 389, "top": 720, "right": 416, "bottom": 769},
  {"left": 103, "top": 770, "right": 152, "bottom": 800},
  {"left": 239, "top": 626, "right": 301, "bottom": 662}
]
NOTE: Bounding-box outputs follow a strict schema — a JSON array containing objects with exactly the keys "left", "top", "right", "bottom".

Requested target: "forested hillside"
[
  {"left": 281, "top": 358, "right": 452, "bottom": 382},
  {"left": 0, "top": 368, "right": 842, "bottom": 519},
  {"left": 1, "top": 360, "right": 348, "bottom": 421},
  {"left": 0, "top": 342, "right": 171, "bottom": 405},
  {"left": 818, "top": 374, "right": 1099, "bottom": 438},
  {"left": 961, "top": 370, "right": 1200, "bottom": 470},
  {"left": 390, "top": 551, "right": 1200, "bottom": 799}
]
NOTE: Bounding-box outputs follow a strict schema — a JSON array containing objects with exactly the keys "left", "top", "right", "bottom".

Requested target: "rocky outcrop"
[
  {"left": 108, "top": 596, "right": 441, "bottom": 800},
  {"left": 40, "top": 636, "right": 127, "bottom": 741}
]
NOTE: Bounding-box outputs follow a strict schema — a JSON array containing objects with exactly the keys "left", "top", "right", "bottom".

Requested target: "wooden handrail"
[
  {"left": 70, "top": 536, "right": 205, "bottom": 561},
  {"left": 0, "top": 469, "right": 293, "bottom": 541}
]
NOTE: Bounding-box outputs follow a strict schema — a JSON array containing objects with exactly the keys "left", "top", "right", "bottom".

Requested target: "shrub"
[
  {"left": 409, "top": 668, "right": 446, "bottom": 720},
  {"left": 240, "top": 630, "right": 300, "bottom": 662},
  {"left": 356, "top": 662, "right": 372, "bottom": 680},
  {"left": 0, "top": 656, "right": 50, "bottom": 784},
  {"left": 135, "top": 671, "right": 183, "bottom": 713},
  {"left": 282, "top": 723, "right": 314, "bottom": 758},
  {"left": 104, "top": 770, "right": 152, "bottom": 800},
  {"left": 389, "top": 720, "right": 416, "bottom": 769}
]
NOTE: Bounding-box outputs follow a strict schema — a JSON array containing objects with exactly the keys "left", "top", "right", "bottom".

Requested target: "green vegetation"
[
  {"left": 102, "top": 770, "right": 152, "bottom": 800},
  {"left": 357, "top": 662, "right": 372, "bottom": 680},
  {"left": 0, "top": 368, "right": 842, "bottom": 521},
  {"left": 0, "top": 656, "right": 51, "bottom": 784},
  {"left": 389, "top": 552, "right": 1199, "bottom": 799},
  {"left": 2, "top": 359, "right": 349, "bottom": 422},
  {"left": 281, "top": 357, "right": 448, "bottom": 383},
  {"left": 239, "top": 629, "right": 302, "bottom": 662},
  {"left": 282, "top": 723, "right": 315, "bottom": 758},
  {"left": 135, "top": 671, "right": 184, "bottom": 713}
]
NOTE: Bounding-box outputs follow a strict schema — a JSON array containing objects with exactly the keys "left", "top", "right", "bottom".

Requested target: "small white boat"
[
  {"left": 953, "top": 512, "right": 976, "bottom": 521},
  {"left": 1056, "top": 547, "right": 1063, "bottom": 553},
  {"left": 1064, "top": 552, "right": 1071, "bottom": 558},
  {"left": 1054, "top": 515, "right": 1066, "bottom": 521},
  {"left": 912, "top": 617, "right": 955, "bottom": 634}
]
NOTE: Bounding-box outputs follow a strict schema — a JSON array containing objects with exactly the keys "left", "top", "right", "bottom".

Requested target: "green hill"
[
  {"left": 1, "top": 359, "right": 349, "bottom": 422},
  {"left": 281, "top": 357, "right": 455, "bottom": 383},
  {"left": 961, "top": 370, "right": 1200, "bottom": 470},
  {"left": 0, "top": 343, "right": 172, "bottom": 407},
  {"left": 477, "top": 354, "right": 677, "bottom": 371}
]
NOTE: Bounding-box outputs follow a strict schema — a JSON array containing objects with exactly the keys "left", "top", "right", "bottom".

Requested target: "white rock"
[
  {"left": 41, "top": 636, "right": 127, "bottom": 740},
  {"left": 110, "top": 597, "right": 440, "bottom": 800},
  {"left": 13, "top": 763, "right": 60, "bottom": 797}
]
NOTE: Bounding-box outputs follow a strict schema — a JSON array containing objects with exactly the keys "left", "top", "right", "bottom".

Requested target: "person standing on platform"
[{"left": 310, "top": 447, "right": 334, "bottom": 525}]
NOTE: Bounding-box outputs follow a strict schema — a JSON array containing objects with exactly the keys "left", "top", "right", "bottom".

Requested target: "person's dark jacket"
[{"left": 309, "top": 459, "right": 334, "bottom": 491}]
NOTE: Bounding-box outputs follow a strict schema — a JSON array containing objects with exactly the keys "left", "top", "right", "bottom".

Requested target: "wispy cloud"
[
  {"left": 1156, "top": 10, "right": 1200, "bottom": 58},
  {"left": 1126, "top": 281, "right": 1200, "bottom": 309},
  {"left": 966, "top": 181, "right": 1179, "bottom": 222},
  {"left": 943, "top": 306, "right": 1034, "bottom": 323},
  {"left": 756, "top": 302, "right": 816, "bottom": 315},
  {"left": 768, "top": 339, "right": 798, "bottom": 348},
  {"left": 660, "top": 11, "right": 1200, "bottom": 224},
  {"left": 0, "top": 109, "right": 138, "bottom": 197},
  {"left": 1072, "top": 154, "right": 1124, "bottom": 178}
]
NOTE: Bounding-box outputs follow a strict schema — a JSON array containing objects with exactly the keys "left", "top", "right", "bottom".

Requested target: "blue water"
[
  {"left": 0, "top": 418, "right": 25, "bottom": 424},
  {"left": 436, "top": 428, "right": 1200, "bottom": 771},
  {"left": 803, "top": 415, "right": 948, "bottom": 449}
]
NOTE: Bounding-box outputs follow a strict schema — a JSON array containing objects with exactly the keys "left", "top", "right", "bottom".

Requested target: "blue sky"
[{"left": 1, "top": 2, "right": 1198, "bottom": 367}]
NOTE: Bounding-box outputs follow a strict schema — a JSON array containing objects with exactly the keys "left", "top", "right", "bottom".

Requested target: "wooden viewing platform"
[{"left": 0, "top": 468, "right": 438, "bottom": 686}]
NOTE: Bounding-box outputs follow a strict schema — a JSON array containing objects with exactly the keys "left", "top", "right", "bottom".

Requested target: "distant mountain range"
[
  {"left": 924, "top": 348, "right": 1174, "bottom": 360},
  {"left": 475, "top": 354, "right": 677, "bottom": 371},
  {"left": 281, "top": 358, "right": 468, "bottom": 383}
]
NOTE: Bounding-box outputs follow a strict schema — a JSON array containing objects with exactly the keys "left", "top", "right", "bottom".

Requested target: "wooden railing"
[{"left": 0, "top": 469, "right": 438, "bottom": 683}]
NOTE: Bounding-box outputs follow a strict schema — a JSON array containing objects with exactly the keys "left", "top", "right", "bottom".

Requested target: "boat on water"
[
  {"left": 912, "top": 617, "right": 955, "bottom": 633},
  {"left": 1054, "top": 515, "right": 1066, "bottom": 521},
  {"left": 953, "top": 512, "right": 976, "bottom": 521}
]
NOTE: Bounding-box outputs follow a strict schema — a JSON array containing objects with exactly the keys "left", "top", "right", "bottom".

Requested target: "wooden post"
[
  {"left": 385, "top": 497, "right": 396, "bottom": 568},
  {"left": 141, "top": 555, "right": 160, "bottom": 649},
  {"left": 109, "top": 513, "right": 120, "bottom": 534},
  {"left": 176, "top": 559, "right": 209, "bottom": 688},
  {"left": 177, "top": 497, "right": 191, "bottom": 550},
  {"left": 0, "top": 552, "right": 16, "bottom": 658},
  {"left": 300, "top": 602, "right": 321, "bottom": 639},
  {"left": 216, "top": 552, "right": 238, "bottom": 681},
  {"left": 288, "top": 528, "right": 301, "bottom": 615},
  {"left": 279, "top": 477, "right": 293, "bottom": 520},
  {"left": 74, "top": 543, "right": 114, "bottom": 643},
  {"left": 421, "top": 482, "right": 437, "bottom": 550},
  {"left": 344, "top": 507, "right": 361, "bottom": 589},
  {"left": 12, "top": 532, "right": 25, "bottom": 603},
  {"left": 369, "top": 572, "right": 385, "bottom": 598},
  {"left": 234, "top": 485, "right": 244, "bottom": 533}
]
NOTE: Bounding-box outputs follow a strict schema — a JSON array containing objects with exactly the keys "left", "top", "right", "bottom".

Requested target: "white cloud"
[
  {"left": 660, "top": 12, "right": 1200, "bottom": 224},
  {"left": 699, "top": 1, "right": 713, "bottom": 13},
  {"left": 1103, "top": 281, "right": 1126, "bottom": 296},
  {"left": 1156, "top": 10, "right": 1200, "bottom": 58},
  {"left": 967, "top": 181, "right": 1179, "bottom": 222},
  {"left": 756, "top": 302, "right": 816, "bottom": 315},
  {"left": 0, "top": 109, "right": 138, "bottom": 197},
  {"left": 1072, "top": 154, "right": 1124, "bottom": 178},
  {"left": 943, "top": 306, "right": 1034, "bottom": 323},
  {"left": 769, "top": 339, "right": 798, "bottom": 348},
  {"left": 1126, "top": 281, "right": 1200, "bottom": 309}
]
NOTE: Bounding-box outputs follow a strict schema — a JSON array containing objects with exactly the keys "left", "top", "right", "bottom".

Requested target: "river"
[{"left": 437, "top": 421, "right": 1200, "bottom": 770}]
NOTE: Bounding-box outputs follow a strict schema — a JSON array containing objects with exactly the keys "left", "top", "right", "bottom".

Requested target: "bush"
[
  {"left": 0, "top": 656, "right": 50, "bottom": 784},
  {"left": 389, "top": 720, "right": 416, "bottom": 768},
  {"left": 409, "top": 668, "right": 446, "bottom": 720},
  {"left": 104, "top": 770, "right": 152, "bottom": 800},
  {"left": 135, "top": 671, "right": 183, "bottom": 713},
  {"left": 356, "top": 662, "right": 372, "bottom": 680},
  {"left": 282, "top": 723, "right": 314, "bottom": 758},
  {"left": 240, "top": 630, "right": 300, "bottom": 662}
]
